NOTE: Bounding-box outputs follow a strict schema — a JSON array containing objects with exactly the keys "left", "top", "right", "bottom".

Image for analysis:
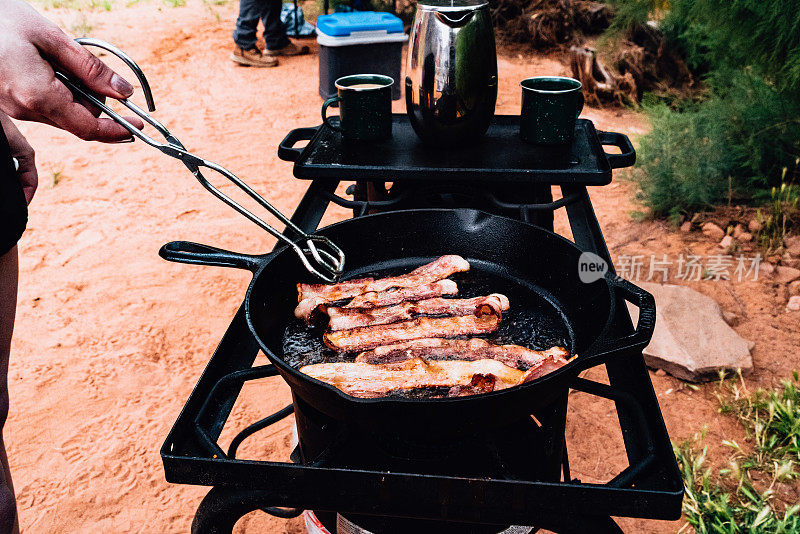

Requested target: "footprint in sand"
[{"left": 27, "top": 361, "right": 66, "bottom": 390}]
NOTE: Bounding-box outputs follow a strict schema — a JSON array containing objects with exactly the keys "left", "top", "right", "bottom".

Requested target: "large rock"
[{"left": 627, "top": 282, "right": 753, "bottom": 382}]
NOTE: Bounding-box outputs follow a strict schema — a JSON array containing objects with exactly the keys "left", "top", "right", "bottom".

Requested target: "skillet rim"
[{"left": 243, "top": 208, "right": 620, "bottom": 406}]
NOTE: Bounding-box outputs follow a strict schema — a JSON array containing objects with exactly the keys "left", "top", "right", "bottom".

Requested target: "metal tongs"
[{"left": 54, "top": 38, "right": 345, "bottom": 283}]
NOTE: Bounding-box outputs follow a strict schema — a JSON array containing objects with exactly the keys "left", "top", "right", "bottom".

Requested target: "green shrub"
[
  {"left": 608, "top": 0, "right": 800, "bottom": 215},
  {"left": 605, "top": 0, "right": 668, "bottom": 37},
  {"left": 679, "top": 0, "right": 800, "bottom": 94},
  {"left": 634, "top": 102, "right": 728, "bottom": 216},
  {"left": 609, "top": 0, "right": 800, "bottom": 92},
  {"left": 633, "top": 72, "right": 800, "bottom": 216}
]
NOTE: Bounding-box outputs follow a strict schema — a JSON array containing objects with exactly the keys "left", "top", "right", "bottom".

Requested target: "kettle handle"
[{"left": 435, "top": 10, "right": 474, "bottom": 27}]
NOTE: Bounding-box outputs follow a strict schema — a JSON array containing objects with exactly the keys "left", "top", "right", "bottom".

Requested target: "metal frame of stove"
[{"left": 161, "top": 175, "right": 684, "bottom": 533}]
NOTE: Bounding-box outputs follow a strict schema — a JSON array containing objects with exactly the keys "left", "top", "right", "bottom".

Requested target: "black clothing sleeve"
[{"left": 0, "top": 121, "right": 28, "bottom": 256}]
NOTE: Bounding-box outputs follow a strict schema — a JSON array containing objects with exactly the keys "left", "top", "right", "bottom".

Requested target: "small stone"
[
  {"left": 789, "top": 280, "right": 800, "bottom": 296},
  {"left": 680, "top": 221, "right": 692, "bottom": 233},
  {"left": 722, "top": 311, "right": 739, "bottom": 326},
  {"left": 702, "top": 222, "right": 725, "bottom": 240},
  {"left": 775, "top": 265, "right": 800, "bottom": 284},
  {"left": 655, "top": 369, "right": 667, "bottom": 377},
  {"left": 748, "top": 219, "right": 763, "bottom": 233},
  {"left": 733, "top": 224, "right": 746, "bottom": 239},
  {"left": 785, "top": 235, "right": 800, "bottom": 257},
  {"left": 739, "top": 232, "right": 753, "bottom": 242},
  {"left": 787, "top": 295, "right": 800, "bottom": 312},
  {"left": 760, "top": 262, "right": 775, "bottom": 276},
  {"left": 719, "top": 235, "right": 734, "bottom": 249}
]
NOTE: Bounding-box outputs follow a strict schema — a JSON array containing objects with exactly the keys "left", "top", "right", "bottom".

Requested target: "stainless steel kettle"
[{"left": 405, "top": 0, "right": 498, "bottom": 147}]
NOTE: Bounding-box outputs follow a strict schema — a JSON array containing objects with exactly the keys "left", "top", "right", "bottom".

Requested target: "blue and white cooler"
[{"left": 316, "top": 11, "right": 408, "bottom": 101}]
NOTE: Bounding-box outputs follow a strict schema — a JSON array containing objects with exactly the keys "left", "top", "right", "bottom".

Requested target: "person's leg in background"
[
  {"left": 263, "top": 0, "right": 309, "bottom": 56},
  {"left": 262, "top": 0, "right": 290, "bottom": 51},
  {"left": 0, "top": 246, "right": 19, "bottom": 534},
  {"left": 231, "top": 0, "right": 279, "bottom": 67}
]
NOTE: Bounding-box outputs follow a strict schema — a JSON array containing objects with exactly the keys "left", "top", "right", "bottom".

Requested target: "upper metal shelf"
[{"left": 278, "top": 116, "right": 635, "bottom": 185}]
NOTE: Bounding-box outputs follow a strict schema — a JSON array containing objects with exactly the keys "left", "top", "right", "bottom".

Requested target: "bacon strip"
[
  {"left": 326, "top": 294, "right": 509, "bottom": 331},
  {"left": 294, "top": 280, "right": 459, "bottom": 322},
  {"left": 323, "top": 314, "right": 500, "bottom": 352},
  {"left": 300, "top": 348, "right": 572, "bottom": 398},
  {"left": 521, "top": 353, "right": 572, "bottom": 382},
  {"left": 299, "top": 357, "right": 526, "bottom": 398},
  {"left": 343, "top": 279, "right": 459, "bottom": 310},
  {"left": 355, "top": 338, "right": 569, "bottom": 371},
  {"left": 294, "top": 255, "right": 469, "bottom": 319}
]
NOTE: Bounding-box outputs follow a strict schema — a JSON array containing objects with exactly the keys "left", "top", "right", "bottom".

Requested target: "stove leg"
[
  {"left": 191, "top": 487, "right": 301, "bottom": 534},
  {"left": 561, "top": 185, "right": 667, "bottom": 466}
]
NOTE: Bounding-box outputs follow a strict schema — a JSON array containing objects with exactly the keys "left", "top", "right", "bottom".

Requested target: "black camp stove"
[
  {"left": 161, "top": 116, "right": 683, "bottom": 533},
  {"left": 291, "top": 390, "right": 567, "bottom": 534}
]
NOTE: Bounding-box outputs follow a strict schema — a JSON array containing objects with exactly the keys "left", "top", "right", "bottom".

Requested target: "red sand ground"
[{"left": 7, "top": 1, "right": 799, "bottom": 532}]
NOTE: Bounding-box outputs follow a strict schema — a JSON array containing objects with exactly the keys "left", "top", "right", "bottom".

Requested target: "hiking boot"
[
  {"left": 230, "top": 46, "right": 279, "bottom": 67},
  {"left": 265, "top": 42, "right": 310, "bottom": 56}
]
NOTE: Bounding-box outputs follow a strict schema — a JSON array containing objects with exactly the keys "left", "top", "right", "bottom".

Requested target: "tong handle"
[
  {"left": 72, "top": 38, "right": 156, "bottom": 111},
  {"left": 56, "top": 39, "right": 345, "bottom": 283}
]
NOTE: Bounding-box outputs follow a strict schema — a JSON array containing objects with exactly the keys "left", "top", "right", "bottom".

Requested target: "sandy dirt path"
[{"left": 7, "top": 1, "right": 799, "bottom": 532}]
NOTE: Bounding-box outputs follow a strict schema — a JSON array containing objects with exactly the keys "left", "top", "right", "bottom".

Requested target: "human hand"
[
  {"left": 0, "top": 112, "right": 37, "bottom": 205},
  {"left": 0, "top": 0, "right": 144, "bottom": 142}
]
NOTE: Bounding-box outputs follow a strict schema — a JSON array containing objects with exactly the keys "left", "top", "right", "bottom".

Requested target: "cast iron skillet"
[{"left": 160, "top": 209, "right": 654, "bottom": 438}]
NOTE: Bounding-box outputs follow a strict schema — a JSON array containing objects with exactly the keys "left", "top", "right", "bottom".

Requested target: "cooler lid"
[{"left": 316, "top": 11, "right": 404, "bottom": 37}]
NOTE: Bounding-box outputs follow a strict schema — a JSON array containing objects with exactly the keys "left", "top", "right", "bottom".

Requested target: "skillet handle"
[
  {"left": 159, "top": 241, "right": 262, "bottom": 272},
  {"left": 598, "top": 131, "right": 636, "bottom": 169},
  {"left": 582, "top": 275, "right": 655, "bottom": 362}
]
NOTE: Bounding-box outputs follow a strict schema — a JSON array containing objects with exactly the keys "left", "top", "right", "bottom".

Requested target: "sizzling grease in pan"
[{"left": 282, "top": 257, "right": 573, "bottom": 399}]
